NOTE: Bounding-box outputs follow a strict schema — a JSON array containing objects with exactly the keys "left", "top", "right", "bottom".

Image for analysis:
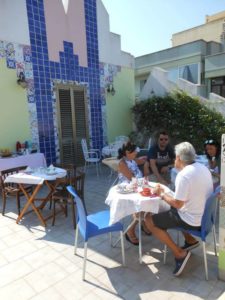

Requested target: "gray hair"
[{"left": 175, "top": 142, "right": 196, "bottom": 164}]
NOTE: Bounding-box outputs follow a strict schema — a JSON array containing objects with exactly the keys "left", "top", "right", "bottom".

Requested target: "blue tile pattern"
[{"left": 26, "top": 0, "right": 103, "bottom": 164}]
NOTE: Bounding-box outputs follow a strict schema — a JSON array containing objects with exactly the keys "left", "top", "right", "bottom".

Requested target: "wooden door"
[{"left": 56, "top": 85, "right": 88, "bottom": 166}]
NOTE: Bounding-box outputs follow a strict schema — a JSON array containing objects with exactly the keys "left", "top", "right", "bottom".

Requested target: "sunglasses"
[
  {"left": 159, "top": 138, "right": 168, "bottom": 141},
  {"left": 204, "top": 139, "right": 215, "bottom": 145}
]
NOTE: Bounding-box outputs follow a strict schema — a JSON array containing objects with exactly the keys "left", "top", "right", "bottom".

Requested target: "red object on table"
[{"left": 16, "top": 141, "right": 21, "bottom": 152}]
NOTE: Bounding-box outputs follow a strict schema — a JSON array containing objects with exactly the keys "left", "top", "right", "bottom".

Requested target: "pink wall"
[{"left": 44, "top": 0, "right": 87, "bottom": 67}]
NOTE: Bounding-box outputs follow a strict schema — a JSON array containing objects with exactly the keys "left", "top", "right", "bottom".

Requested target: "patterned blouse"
[{"left": 118, "top": 158, "right": 142, "bottom": 183}]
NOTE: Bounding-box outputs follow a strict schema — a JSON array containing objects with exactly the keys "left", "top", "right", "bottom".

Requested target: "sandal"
[
  {"left": 125, "top": 233, "right": 139, "bottom": 246},
  {"left": 141, "top": 223, "right": 152, "bottom": 236}
]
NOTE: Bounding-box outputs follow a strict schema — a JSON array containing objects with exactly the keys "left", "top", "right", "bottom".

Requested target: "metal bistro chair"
[
  {"left": 81, "top": 138, "right": 101, "bottom": 176},
  {"left": 114, "top": 136, "right": 129, "bottom": 143},
  {"left": 67, "top": 185, "right": 125, "bottom": 281},
  {"left": 0, "top": 166, "right": 33, "bottom": 215},
  {"left": 163, "top": 188, "right": 220, "bottom": 280}
]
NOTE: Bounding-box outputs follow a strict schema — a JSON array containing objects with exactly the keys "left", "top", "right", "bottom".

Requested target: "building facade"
[
  {"left": 0, "top": 0, "right": 135, "bottom": 165},
  {"left": 135, "top": 10, "right": 225, "bottom": 102}
]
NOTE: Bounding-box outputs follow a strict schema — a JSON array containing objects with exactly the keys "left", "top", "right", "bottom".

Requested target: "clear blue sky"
[{"left": 101, "top": 0, "right": 225, "bottom": 57}]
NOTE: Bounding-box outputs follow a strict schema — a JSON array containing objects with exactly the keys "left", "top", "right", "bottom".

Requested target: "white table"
[
  {"left": 105, "top": 182, "right": 171, "bottom": 263},
  {"left": 5, "top": 167, "right": 66, "bottom": 226},
  {"left": 102, "top": 157, "right": 119, "bottom": 172},
  {"left": 0, "top": 153, "right": 46, "bottom": 172}
]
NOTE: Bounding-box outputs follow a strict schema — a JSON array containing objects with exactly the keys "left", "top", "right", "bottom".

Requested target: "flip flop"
[
  {"left": 125, "top": 233, "right": 139, "bottom": 246},
  {"left": 141, "top": 224, "right": 152, "bottom": 236}
]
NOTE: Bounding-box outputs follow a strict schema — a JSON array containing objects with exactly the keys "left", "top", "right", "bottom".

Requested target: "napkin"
[
  {"left": 47, "top": 164, "right": 56, "bottom": 175},
  {"left": 25, "top": 166, "right": 33, "bottom": 174},
  {"left": 5, "top": 173, "right": 44, "bottom": 185}
]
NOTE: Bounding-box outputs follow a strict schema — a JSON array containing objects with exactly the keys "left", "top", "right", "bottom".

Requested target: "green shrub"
[{"left": 130, "top": 91, "right": 225, "bottom": 153}]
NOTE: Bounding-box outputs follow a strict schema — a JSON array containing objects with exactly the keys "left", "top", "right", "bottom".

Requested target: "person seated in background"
[
  {"left": 144, "top": 130, "right": 175, "bottom": 186},
  {"left": 144, "top": 142, "right": 213, "bottom": 276},
  {"left": 117, "top": 141, "right": 150, "bottom": 245},
  {"left": 204, "top": 139, "right": 221, "bottom": 187}
]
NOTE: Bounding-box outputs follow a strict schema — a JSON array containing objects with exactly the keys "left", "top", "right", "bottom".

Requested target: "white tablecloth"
[
  {"left": 105, "top": 183, "right": 171, "bottom": 225},
  {"left": 0, "top": 153, "right": 46, "bottom": 172},
  {"left": 4, "top": 167, "right": 66, "bottom": 185}
]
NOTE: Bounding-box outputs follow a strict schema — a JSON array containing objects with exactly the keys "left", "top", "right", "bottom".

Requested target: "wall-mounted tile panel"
[{"left": 26, "top": 0, "right": 103, "bottom": 164}]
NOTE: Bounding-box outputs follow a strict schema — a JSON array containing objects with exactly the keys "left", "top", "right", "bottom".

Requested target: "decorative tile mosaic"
[
  {"left": 26, "top": 0, "right": 103, "bottom": 164},
  {"left": 0, "top": 39, "right": 39, "bottom": 151},
  {"left": 99, "top": 62, "right": 121, "bottom": 145},
  {"left": 0, "top": 41, "right": 5, "bottom": 58},
  {"left": 5, "top": 42, "right": 16, "bottom": 69}
]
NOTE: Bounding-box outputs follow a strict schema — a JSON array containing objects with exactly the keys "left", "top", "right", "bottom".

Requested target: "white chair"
[
  {"left": 115, "top": 135, "right": 129, "bottom": 143},
  {"left": 81, "top": 138, "right": 101, "bottom": 176},
  {"left": 139, "top": 137, "right": 153, "bottom": 152},
  {"left": 102, "top": 157, "right": 119, "bottom": 185}
]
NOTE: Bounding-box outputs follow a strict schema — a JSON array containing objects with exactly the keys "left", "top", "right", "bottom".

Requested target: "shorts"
[{"left": 152, "top": 207, "right": 201, "bottom": 231}]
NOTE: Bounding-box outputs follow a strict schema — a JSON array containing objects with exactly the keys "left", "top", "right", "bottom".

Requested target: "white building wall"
[
  {"left": 172, "top": 20, "right": 223, "bottom": 47},
  {"left": 96, "top": 0, "right": 134, "bottom": 67},
  {"left": 139, "top": 67, "right": 208, "bottom": 100},
  {"left": 139, "top": 67, "right": 176, "bottom": 100},
  {"left": 0, "top": 0, "right": 30, "bottom": 45}
]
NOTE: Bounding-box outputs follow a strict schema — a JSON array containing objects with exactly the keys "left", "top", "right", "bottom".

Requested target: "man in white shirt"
[{"left": 145, "top": 142, "right": 213, "bottom": 276}]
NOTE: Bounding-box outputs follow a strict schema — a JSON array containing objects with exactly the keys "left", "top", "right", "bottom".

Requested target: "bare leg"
[
  {"left": 145, "top": 214, "right": 187, "bottom": 259},
  {"left": 143, "top": 161, "right": 150, "bottom": 177},
  {"left": 127, "top": 215, "right": 139, "bottom": 242},
  {"left": 182, "top": 232, "right": 198, "bottom": 244}
]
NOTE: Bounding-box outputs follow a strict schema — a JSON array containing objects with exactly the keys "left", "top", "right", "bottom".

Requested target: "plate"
[
  {"left": 46, "top": 171, "right": 57, "bottom": 175},
  {"left": 117, "top": 189, "right": 134, "bottom": 194},
  {"left": 24, "top": 171, "right": 33, "bottom": 175},
  {"left": 116, "top": 185, "right": 134, "bottom": 194}
]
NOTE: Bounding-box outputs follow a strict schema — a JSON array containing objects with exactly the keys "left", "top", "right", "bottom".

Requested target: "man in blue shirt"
[{"left": 144, "top": 130, "right": 175, "bottom": 186}]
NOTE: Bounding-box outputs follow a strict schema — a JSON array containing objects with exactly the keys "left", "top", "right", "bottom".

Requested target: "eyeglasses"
[
  {"left": 204, "top": 139, "right": 215, "bottom": 145},
  {"left": 159, "top": 138, "right": 168, "bottom": 141}
]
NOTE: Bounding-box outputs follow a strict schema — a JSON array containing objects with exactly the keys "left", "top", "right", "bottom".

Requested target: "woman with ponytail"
[{"left": 117, "top": 141, "right": 150, "bottom": 245}]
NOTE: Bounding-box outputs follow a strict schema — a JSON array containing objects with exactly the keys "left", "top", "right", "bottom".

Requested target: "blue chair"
[
  {"left": 67, "top": 186, "right": 125, "bottom": 280},
  {"left": 164, "top": 189, "right": 220, "bottom": 280}
]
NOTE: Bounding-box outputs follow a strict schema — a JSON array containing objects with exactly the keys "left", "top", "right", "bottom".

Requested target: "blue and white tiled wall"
[
  {"left": 99, "top": 62, "right": 121, "bottom": 145},
  {"left": 25, "top": 0, "right": 103, "bottom": 164},
  {"left": 0, "top": 40, "right": 39, "bottom": 149}
]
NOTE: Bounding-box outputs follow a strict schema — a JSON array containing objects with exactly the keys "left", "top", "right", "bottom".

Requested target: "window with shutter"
[{"left": 56, "top": 85, "right": 88, "bottom": 166}]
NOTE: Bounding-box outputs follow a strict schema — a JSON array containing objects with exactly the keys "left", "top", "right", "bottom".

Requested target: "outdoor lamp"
[
  {"left": 106, "top": 84, "right": 116, "bottom": 96},
  {"left": 17, "top": 71, "right": 28, "bottom": 88}
]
